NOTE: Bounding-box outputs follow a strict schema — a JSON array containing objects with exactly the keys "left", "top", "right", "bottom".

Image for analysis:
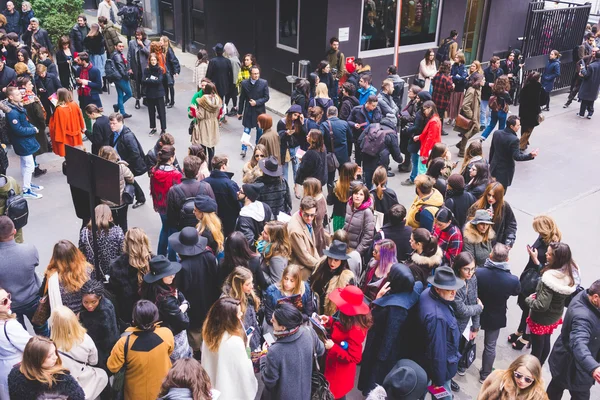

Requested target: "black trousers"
[
  {"left": 224, "top": 87, "right": 238, "bottom": 109},
  {"left": 579, "top": 99, "right": 594, "bottom": 117},
  {"left": 530, "top": 333, "right": 551, "bottom": 366},
  {"left": 133, "top": 179, "right": 146, "bottom": 203},
  {"left": 547, "top": 378, "right": 590, "bottom": 400},
  {"left": 567, "top": 75, "right": 582, "bottom": 102},
  {"left": 147, "top": 97, "right": 166, "bottom": 130},
  {"left": 203, "top": 146, "right": 214, "bottom": 168},
  {"left": 110, "top": 204, "right": 129, "bottom": 233},
  {"left": 163, "top": 80, "right": 175, "bottom": 104}
]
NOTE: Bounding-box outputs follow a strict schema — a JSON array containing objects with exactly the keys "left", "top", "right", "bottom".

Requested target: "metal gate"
[{"left": 520, "top": 1, "right": 591, "bottom": 92}]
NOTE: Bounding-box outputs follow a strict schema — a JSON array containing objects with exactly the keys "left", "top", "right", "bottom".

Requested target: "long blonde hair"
[
  {"left": 315, "top": 82, "right": 329, "bottom": 99},
  {"left": 532, "top": 215, "right": 561, "bottom": 245},
  {"left": 45, "top": 240, "right": 90, "bottom": 292},
  {"left": 123, "top": 228, "right": 152, "bottom": 285},
  {"left": 50, "top": 306, "right": 86, "bottom": 352},
  {"left": 20, "top": 336, "right": 67, "bottom": 388},
  {"left": 501, "top": 354, "right": 546, "bottom": 400},
  {"left": 0, "top": 287, "right": 15, "bottom": 321},
  {"left": 276, "top": 264, "right": 305, "bottom": 295},
  {"left": 197, "top": 212, "right": 224, "bottom": 252},
  {"left": 223, "top": 267, "right": 260, "bottom": 313}
]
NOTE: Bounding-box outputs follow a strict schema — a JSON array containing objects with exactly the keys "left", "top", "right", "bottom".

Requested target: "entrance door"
[
  {"left": 159, "top": 0, "right": 176, "bottom": 40},
  {"left": 462, "top": 0, "right": 486, "bottom": 64},
  {"left": 189, "top": 0, "right": 207, "bottom": 53}
]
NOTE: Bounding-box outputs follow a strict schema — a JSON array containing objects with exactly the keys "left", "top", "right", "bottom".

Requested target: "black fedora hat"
[
  {"left": 143, "top": 255, "right": 182, "bottom": 283},
  {"left": 427, "top": 266, "right": 465, "bottom": 291},
  {"left": 168, "top": 227, "right": 208, "bottom": 257},
  {"left": 383, "top": 359, "right": 428, "bottom": 400},
  {"left": 323, "top": 240, "right": 350, "bottom": 260},
  {"left": 259, "top": 156, "right": 283, "bottom": 177}
]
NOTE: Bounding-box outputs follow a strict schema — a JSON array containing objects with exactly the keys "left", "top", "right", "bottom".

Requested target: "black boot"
[
  {"left": 102, "top": 78, "right": 108, "bottom": 92},
  {"left": 135, "top": 99, "right": 140, "bottom": 109}
]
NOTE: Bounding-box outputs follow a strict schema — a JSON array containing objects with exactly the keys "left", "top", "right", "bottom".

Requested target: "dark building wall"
[{"left": 480, "top": 0, "right": 530, "bottom": 61}]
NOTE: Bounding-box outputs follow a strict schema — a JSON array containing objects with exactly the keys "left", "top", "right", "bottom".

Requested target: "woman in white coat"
[
  {"left": 0, "top": 287, "right": 32, "bottom": 400},
  {"left": 97, "top": 0, "right": 120, "bottom": 24},
  {"left": 50, "top": 305, "right": 108, "bottom": 400},
  {"left": 201, "top": 297, "right": 257, "bottom": 400}
]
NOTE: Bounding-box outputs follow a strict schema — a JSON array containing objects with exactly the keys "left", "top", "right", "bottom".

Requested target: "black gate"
[{"left": 521, "top": 0, "right": 591, "bottom": 92}]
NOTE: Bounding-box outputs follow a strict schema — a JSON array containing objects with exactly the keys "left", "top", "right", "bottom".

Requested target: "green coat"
[
  {"left": 0, "top": 175, "right": 23, "bottom": 242},
  {"left": 526, "top": 269, "right": 578, "bottom": 326}
]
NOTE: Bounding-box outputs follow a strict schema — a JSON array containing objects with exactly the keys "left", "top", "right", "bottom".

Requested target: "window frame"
[
  {"left": 276, "top": 0, "right": 301, "bottom": 54},
  {"left": 357, "top": 0, "right": 445, "bottom": 58}
]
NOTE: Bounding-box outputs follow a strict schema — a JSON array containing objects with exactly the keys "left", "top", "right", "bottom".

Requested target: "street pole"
[
  {"left": 394, "top": 0, "right": 403, "bottom": 67},
  {"left": 87, "top": 157, "right": 101, "bottom": 281}
]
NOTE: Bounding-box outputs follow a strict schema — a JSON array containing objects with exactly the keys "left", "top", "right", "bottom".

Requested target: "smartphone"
[
  {"left": 245, "top": 326, "right": 255, "bottom": 336},
  {"left": 526, "top": 244, "right": 532, "bottom": 251}
]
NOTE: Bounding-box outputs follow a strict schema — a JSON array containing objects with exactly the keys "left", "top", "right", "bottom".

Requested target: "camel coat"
[
  {"left": 288, "top": 210, "right": 321, "bottom": 280},
  {"left": 49, "top": 101, "right": 85, "bottom": 157},
  {"left": 192, "top": 94, "right": 222, "bottom": 148},
  {"left": 257, "top": 128, "right": 281, "bottom": 163}
]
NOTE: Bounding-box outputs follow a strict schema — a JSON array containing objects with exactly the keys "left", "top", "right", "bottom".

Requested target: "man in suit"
[
  {"left": 489, "top": 115, "right": 538, "bottom": 191},
  {"left": 238, "top": 65, "right": 270, "bottom": 157}
]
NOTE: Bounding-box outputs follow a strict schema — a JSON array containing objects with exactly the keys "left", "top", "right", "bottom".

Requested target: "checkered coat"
[{"left": 431, "top": 72, "right": 454, "bottom": 112}]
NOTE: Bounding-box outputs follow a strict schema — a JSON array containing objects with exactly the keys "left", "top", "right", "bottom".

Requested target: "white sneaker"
[
  {"left": 23, "top": 188, "right": 43, "bottom": 199},
  {"left": 30, "top": 183, "right": 44, "bottom": 191}
]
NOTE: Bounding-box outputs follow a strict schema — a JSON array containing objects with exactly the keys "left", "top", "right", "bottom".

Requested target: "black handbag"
[
  {"left": 414, "top": 78, "right": 426, "bottom": 88},
  {"left": 122, "top": 183, "right": 135, "bottom": 205},
  {"left": 519, "top": 266, "right": 541, "bottom": 297},
  {"left": 311, "top": 350, "right": 334, "bottom": 400},
  {"left": 0, "top": 146, "right": 8, "bottom": 175},
  {"left": 458, "top": 339, "right": 476, "bottom": 370},
  {"left": 325, "top": 121, "right": 339, "bottom": 173},
  {"left": 111, "top": 334, "right": 131, "bottom": 400}
]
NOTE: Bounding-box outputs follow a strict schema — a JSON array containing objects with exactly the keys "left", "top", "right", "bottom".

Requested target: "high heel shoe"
[
  {"left": 507, "top": 332, "right": 522, "bottom": 344},
  {"left": 512, "top": 337, "right": 531, "bottom": 350}
]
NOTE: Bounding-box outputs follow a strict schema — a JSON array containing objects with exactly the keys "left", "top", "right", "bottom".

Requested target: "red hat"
[
  {"left": 346, "top": 60, "right": 356, "bottom": 74},
  {"left": 328, "top": 285, "right": 369, "bottom": 316}
]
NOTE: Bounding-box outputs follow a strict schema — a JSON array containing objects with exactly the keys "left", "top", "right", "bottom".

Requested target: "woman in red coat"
[
  {"left": 321, "top": 285, "right": 372, "bottom": 399},
  {"left": 49, "top": 88, "right": 85, "bottom": 157},
  {"left": 417, "top": 100, "right": 442, "bottom": 174}
]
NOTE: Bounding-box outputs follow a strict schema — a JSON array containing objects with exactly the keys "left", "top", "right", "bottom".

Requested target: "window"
[
  {"left": 360, "top": 0, "right": 442, "bottom": 56},
  {"left": 277, "top": 0, "right": 300, "bottom": 53}
]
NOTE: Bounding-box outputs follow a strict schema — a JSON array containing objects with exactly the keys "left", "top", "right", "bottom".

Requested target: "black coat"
[
  {"left": 465, "top": 181, "right": 487, "bottom": 200},
  {"left": 489, "top": 127, "right": 534, "bottom": 188},
  {"left": 150, "top": 285, "right": 190, "bottom": 335},
  {"left": 112, "top": 50, "right": 130, "bottom": 81},
  {"left": 203, "top": 170, "right": 241, "bottom": 237},
  {"left": 22, "top": 28, "right": 53, "bottom": 53},
  {"left": 0, "top": 66, "right": 17, "bottom": 100},
  {"left": 476, "top": 259, "right": 520, "bottom": 330},
  {"left": 8, "top": 368, "right": 85, "bottom": 400},
  {"left": 370, "top": 187, "right": 399, "bottom": 225},
  {"left": 339, "top": 95, "right": 359, "bottom": 121},
  {"left": 35, "top": 72, "right": 62, "bottom": 100},
  {"left": 71, "top": 24, "right": 90, "bottom": 52},
  {"left": 113, "top": 126, "right": 147, "bottom": 176},
  {"left": 347, "top": 105, "right": 382, "bottom": 141},
  {"left": 321, "top": 117, "right": 353, "bottom": 165},
  {"left": 360, "top": 128, "right": 403, "bottom": 171},
  {"left": 40, "top": 59, "right": 59, "bottom": 77},
  {"left": 176, "top": 249, "right": 220, "bottom": 330},
  {"left": 239, "top": 78, "right": 270, "bottom": 128},
  {"left": 482, "top": 66, "right": 504, "bottom": 100},
  {"left": 235, "top": 202, "right": 274, "bottom": 250},
  {"left": 518, "top": 81, "right": 542, "bottom": 128},
  {"left": 166, "top": 178, "right": 215, "bottom": 229},
  {"left": 55, "top": 48, "right": 76, "bottom": 89},
  {"left": 255, "top": 175, "right": 292, "bottom": 217},
  {"left": 291, "top": 88, "right": 308, "bottom": 116},
  {"left": 79, "top": 297, "right": 120, "bottom": 369},
  {"left": 406, "top": 106, "right": 425, "bottom": 153},
  {"left": 444, "top": 189, "right": 476, "bottom": 228},
  {"left": 206, "top": 55, "right": 233, "bottom": 99},
  {"left": 2, "top": 9, "right": 20, "bottom": 34},
  {"left": 549, "top": 290, "right": 600, "bottom": 392},
  {"left": 108, "top": 253, "right": 142, "bottom": 323},
  {"left": 579, "top": 58, "right": 600, "bottom": 101},
  {"left": 295, "top": 149, "right": 327, "bottom": 186},
  {"left": 276, "top": 119, "right": 305, "bottom": 165},
  {"left": 373, "top": 221, "right": 413, "bottom": 262},
  {"left": 164, "top": 47, "right": 181, "bottom": 84},
  {"left": 88, "top": 115, "right": 113, "bottom": 155},
  {"left": 142, "top": 64, "right": 166, "bottom": 98},
  {"left": 83, "top": 34, "right": 106, "bottom": 56}
]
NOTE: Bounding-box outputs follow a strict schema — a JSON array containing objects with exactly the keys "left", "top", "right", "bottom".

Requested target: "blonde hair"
[
  {"left": 0, "top": 287, "right": 15, "bottom": 321},
  {"left": 197, "top": 212, "right": 224, "bottom": 252},
  {"left": 50, "top": 306, "right": 86, "bottom": 352},
  {"left": 501, "top": 354, "right": 546, "bottom": 400},
  {"left": 315, "top": 82, "right": 329, "bottom": 99},
  {"left": 532, "top": 215, "right": 561, "bottom": 245},
  {"left": 45, "top": 240, "right": 90, "bottom": 292},
  {"left": 276, "top": 264, "right": 305, "bottom": 295},
  {"left": 223, "top": 267, "right": 260, "bottom": 313},
  {"left": 123, "top": 228, "right": 152, "bottom": 285},
  {"left": 469, "top": 60, "right": 483, "bottom": 75},
  {"left": 20, "top": 336, "right": 67, "bottom": 388},
  {"left": 14, "top": 62, "right": 28, "bottom": 75}
]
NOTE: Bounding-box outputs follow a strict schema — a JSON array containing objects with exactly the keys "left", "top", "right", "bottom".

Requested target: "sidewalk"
[{"left": 83, "top": 10, "right": 289, "bottom": 116}]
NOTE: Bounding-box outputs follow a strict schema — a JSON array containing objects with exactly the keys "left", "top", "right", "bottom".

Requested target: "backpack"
[
  {"left": 360, "top": 123, "right": 387, "bottom": 157},
  {"left": 488, "top": 95, "right": 509, "bottom": 113},
  {"left": 436, "top": 38, "right": 455, "bottom": 63},
  {"left": 104, "top": 58, "right": 121, "bottom": 83},
  {"left": 2, "top": 188, "right": 28, "bottom": 230},
  {"left": 175, "top": 185, "right": 199, "bottom": 230},
  {"left": 122, "top": 6, "right": 140, "bottom": 27}
]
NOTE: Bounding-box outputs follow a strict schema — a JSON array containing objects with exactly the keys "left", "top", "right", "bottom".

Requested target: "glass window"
[
  {"left": 360, "top": 0, "right": 442, "bottom": 54},
  {"left": 277, "top": 0, "right": 300, "bottom": 53}
]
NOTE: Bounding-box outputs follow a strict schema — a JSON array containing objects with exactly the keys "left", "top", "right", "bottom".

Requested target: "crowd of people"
[{"left": 1, "top": 3, "right": 600, "bottom": 399}]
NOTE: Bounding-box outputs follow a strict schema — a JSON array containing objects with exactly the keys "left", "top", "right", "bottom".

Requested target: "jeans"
[
  {"left": 428, "top": 380, "right": 452, "bottom": 400},
  {"left": 20, "top": 154, "right": 35, "bottom": 190},
  {"left": 363, "top": 168, "right": 374, "bottom": 190},
  {"left": 147, "top": 97, "right": 166, "bottom": 130},
  {"left": 480, "top": 328, "right": 500, "bottom": 380},
  {"left": 481, "top": 110, "right": 507, "bottom": 140},
  {"left": 12, "top": 296, "right": 50, "bottom": 337},
  {"left": 115, "top": 79, "right": 133, "bottom": 114},
  {"left": 480, "top": 100, "right": 489, "bottom": 126},
  {"left": 409, "top": 153, "right": 420, "bottom": 182},
  {"left": 530, "top": 333, "right": 551, "bottom": 366},
  {"left": 547, "top": 378, "right": 590, "bottom": 400},
  {"left": 282, "top": 146, "right": 299, "bottom": 184},
  {"left": 579, "top": 99, "right": 594, "bottom": 117},
  {"left": 158, "top": 213, "right": 170, "bottom": 257},
  {"left": 242, "top": 126, "right": 263, "bottom": 151}
]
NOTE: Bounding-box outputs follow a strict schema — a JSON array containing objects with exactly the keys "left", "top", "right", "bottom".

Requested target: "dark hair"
[
  {"left": 421, "top": 100, "right": 438, "bottom": 119},
  {"left": 273, "top": 303, "right": 305, "bottom": 329},
  {"left": 84, "top": 104, "right": 103, "bottom": 115},
  {"left": 490, "top": 56, "right": 500, "bottom": 65},
  {"left": 338, "top": 312, "right": 373, "bottom": 331},
  {"left": 468, "top": 72, "right": 483, "bottom": 89},
  {"left": 435, "top": 207, "right": 455, "bottom": 224},
  {"left": 295, "top": 78, "right": 310, "bottom": 100},
  {"left": 316, "top": 60, "right": 329, "bottom": 75},
  {"left": 360, "top": 74, "right": 372, "bottom": 85},
  {"left": 424, "top": 49, "right": 435, "bottom": 65},
  {"left": 188, "top": 144, "right": 207, "bottom": 164},
  {"left": 108, "top": 112, "right": 124, "bottom": 123},
  {"left": 98, "top": 16, "right": 108, "bottom": 24},
  {"left": 439, "top": 60, "right": 451, "bottom": 74},
  {"left": 588, "top": 279, "right": 600, "bottom": 296},
  {"left": 158, "top": 358, "right": 213, "bottom": 400},
  {"left": 491, "top": 243, "right": 510, "bottom": 262},
  {"left": 183, "top": 155, "right": 202, "bottom": 178},
  {"left": 77, "top": 14, "right": 87, "bottom": 22},
  {"left": 132, "top": 300, "right": 159, "bottom": 331},
  {"left": 452, "top": 252, "right": 475, "bottom": 277},
  {"left": 506, "top": 115, "right": 520, "bottom": 129},
  {"left": 17, "top": 48, "right": 31, "bottom": 64},
  {"left": 155, "top": 144, "right": 175, "bottom": 167},
  {"left": 388, "top": 204, "right": 407, "bottom": 226},
  {"left": 300, "top": 196, "right": 317, "bottom": 211},
  {"left": 308, "top": 129, "right": 324, "bottom": 152},
  {"left": 450, "top": 30, "right": 458, "bottom": 37},
  {"left": 355, "top": 58, "right": 364, "bottom": 67},
  {"left": 341, "top": 82, "right": 356, "bottom": 96},
  {"left": 308, "top": 72, "right": 319, "bottom": 95},
  {"left": 387, "top": 65, "right": 397, "bottom": 75},
  {"left": 367, "top": 94, "right": 378, "bottom": 104},
  {"left": 250, "top": 65, "right": 260, "bottom": 74},
  {"left": 81, "top": 279, "right": 104, "bottom": 297},
  {"left": 428, "top": 143, "right": 448, "bottom": 166},
  {"left": 196, "top": 49, "right": 208, "bottom": 64},
  {"left": 220, "top": 232, "right": 255, "bottom": 280},
  {"left": 351, "top": 184, "right": 370, "bottom": 207},
  {"left": 0, "top": 215, "right": 15, "bottom": 240},
  {"left": 16, "top": 75, "right": 31, "bottom": 88},
  {"left": 77, "top": 52, "right": 89, "bottom": 63},
  {"left": 469, "top": 161, "right": 490, "bottom": 188},
  {"left": 211, "top": 155, "right": 228, "bottom": 170},
  {"left": 135, "top": 27, "right": 147, "bottom": 41},
  {"left": 329, "top": 37, "right": 339, "bottom": 45},
  {"left": 542, "top": 242, "right": 577, "bottom": 286},
  {"left": 412, "top": 228, "right": 439, "bottom": 257},
  {"left": 426, "top": 157, "right": 446, "bottom": 180}
]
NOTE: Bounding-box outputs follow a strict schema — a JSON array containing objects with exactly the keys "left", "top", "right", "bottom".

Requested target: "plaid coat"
[
  {"left": 431, "top": 72, "right": 454, "bottom": 112},
  {"left": 433, "top": 224, "right": 463, "bottom": 266}
]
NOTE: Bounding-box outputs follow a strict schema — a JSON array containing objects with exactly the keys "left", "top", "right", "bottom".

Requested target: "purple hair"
[{"left": 375, "top": 239, "right": 397, "bottom": 277}]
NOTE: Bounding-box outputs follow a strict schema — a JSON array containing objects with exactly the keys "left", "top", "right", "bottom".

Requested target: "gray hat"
[
  {"left": 470, "top": 209, "right": 494, "bottom": 225},
  {"left": 427, "top": 266, "right": 465, "bottom": 291}
]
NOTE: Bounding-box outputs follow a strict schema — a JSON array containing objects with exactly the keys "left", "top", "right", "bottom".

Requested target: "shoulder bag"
[
  {"left": 458, "top": 339, "right": 476, "bottom": 370},
  {"left": 31, "top": 276, "right": 51, "bottom": 326},
  {"left": 455, "top": 113, "right": 474, "bottom": 132},
  {"left": 325, "top": 121, "right": 340, "bottom": 173},
  {"left": 311, "top": 345, "right": 334, "bottom": 400},
  {"left": 111, "top": 334, "right": 131, "bottom": 400}
]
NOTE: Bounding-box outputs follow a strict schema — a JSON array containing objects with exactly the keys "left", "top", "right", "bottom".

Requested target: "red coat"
[
  {"left": 419, "top": 115, "right": 442, "bottom": 161},
  {"left": 324, "top": 319, "right": 367, "bottom": 398}
]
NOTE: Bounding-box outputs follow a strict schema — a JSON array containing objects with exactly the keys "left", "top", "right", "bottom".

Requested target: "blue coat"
[
  {"left": 578, "top": 58, "right": 600, "bottom": 101},
  {"left": 203, "top": 170, "right": 241, "bottom": 237},
  {"left": 482, "top": 66, "right": 504, "bottom": 100},
  {"left": 451, "top": 63, "right": 468, "bottom": 92},
  {"left": 357, "top": 85, "right": 377, "bottom": 105},
  {"left": 6, "top": 102, "right": 39, "bottom": 156},
  {"left": 476, "top": 259, "right": 520, "bottom": 330},
  {"left": 263, "top": 282, "right": 314, "bottom": 326},
  {"left": 541, "top": 59, "right": 561, "bottom": 93},
  {"left": 320, "top": 116, "right": 353, "bottom": 165},
  {"left": 75, "top": 65, "right": 103, "bottom": 108},
  {"left": 418, "top": 287, "right": 461, "bottom": 386},
  {"left": 347, "top": 105, "right": 382, "bottom": 140}
]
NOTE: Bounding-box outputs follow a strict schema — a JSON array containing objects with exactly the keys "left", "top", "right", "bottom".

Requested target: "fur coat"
[
  {"left": 408, "top": 247, "right": 444, "bottom": 286},
  {"left": 462, "top": 223, "right": 495, "bottom": 267},
  {"left": 478, "top": 370, "right": 549, "bottom": 400}
]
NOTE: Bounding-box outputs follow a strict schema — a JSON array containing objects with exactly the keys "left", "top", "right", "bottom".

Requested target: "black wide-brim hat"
[
  {"left": 168, "top": 227, "right": 208, "bottom": 257},
  {"left": 143, "top": 255, "right": 182, "bottom": 283},
  {"left": 323, "top": 240, "right": 351, "bottom": 260},
  {"left": 259, "top": 156, "right": 283, "bottom": 177}
]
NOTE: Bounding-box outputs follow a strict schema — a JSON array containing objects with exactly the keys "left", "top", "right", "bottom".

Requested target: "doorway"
[
  {"left": 462, "top": 0, "right": 486, "bottom": 64},
  {"left": 159, "top": 0, "right": 176, "bottom": 40}
]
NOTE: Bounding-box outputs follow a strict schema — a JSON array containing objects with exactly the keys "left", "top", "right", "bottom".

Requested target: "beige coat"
[
  {"left": 478, "top": 370, "right": 549, "bottom": 400},
  {"left": 460, "top": 86, "right": 481, "bottom": 139},
  {"left": 103, "top": 161, "right": 134, "bottom": 207},
  {"left": 193, "top": 94, "right": 222, "bottom": 148},
  {"left": 287, "top": 211, "right": 320, "bottom": 280},
  {"left": 257, "top": 128, "right": 281, "bottom": 163}
]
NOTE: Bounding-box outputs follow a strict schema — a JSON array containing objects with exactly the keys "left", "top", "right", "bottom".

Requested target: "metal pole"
[
  {"left": 87, "top": 156, "right": 101, "bottom": 281},
  {"left": 394, "top": 0, "right": 403, "bottom": 67}
]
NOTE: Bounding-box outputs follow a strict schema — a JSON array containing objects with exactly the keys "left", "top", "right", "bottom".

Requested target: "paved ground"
[{"left": 4, "top": 59, "right": 598, "bottom": 399}]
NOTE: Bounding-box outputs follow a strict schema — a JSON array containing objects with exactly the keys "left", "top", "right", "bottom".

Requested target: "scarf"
[
  {"left": 77, "top": 63, "right": 93, "bottom": 97},
  {"left": 273, "top": 325, "right": 300, "bottom": 339},
  {"left": 256, "top": 240, "right": 271, "bottom": 255}
]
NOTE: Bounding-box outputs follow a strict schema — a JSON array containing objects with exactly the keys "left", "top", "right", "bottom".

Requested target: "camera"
[{"left": 331, "top": 67, "right": 338, "bottom": 75}]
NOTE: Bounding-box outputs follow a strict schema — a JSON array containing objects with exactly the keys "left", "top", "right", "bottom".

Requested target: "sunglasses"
[
  {"left": 255, "top": 154, "right": 264, "bottom": 159},
  {"left": 303, "top": 212, "right": 316, "bottom": 218},
  {"left": 514, "top": 371, "right": 534, "bottom": 384},
  {"left": 0, "top": 293, "right": 11, "bottom": 306}
]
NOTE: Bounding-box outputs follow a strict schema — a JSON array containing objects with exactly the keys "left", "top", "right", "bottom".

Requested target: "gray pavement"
[{"left": 4, "top": 60, "right": 598, "bottom": 399}]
